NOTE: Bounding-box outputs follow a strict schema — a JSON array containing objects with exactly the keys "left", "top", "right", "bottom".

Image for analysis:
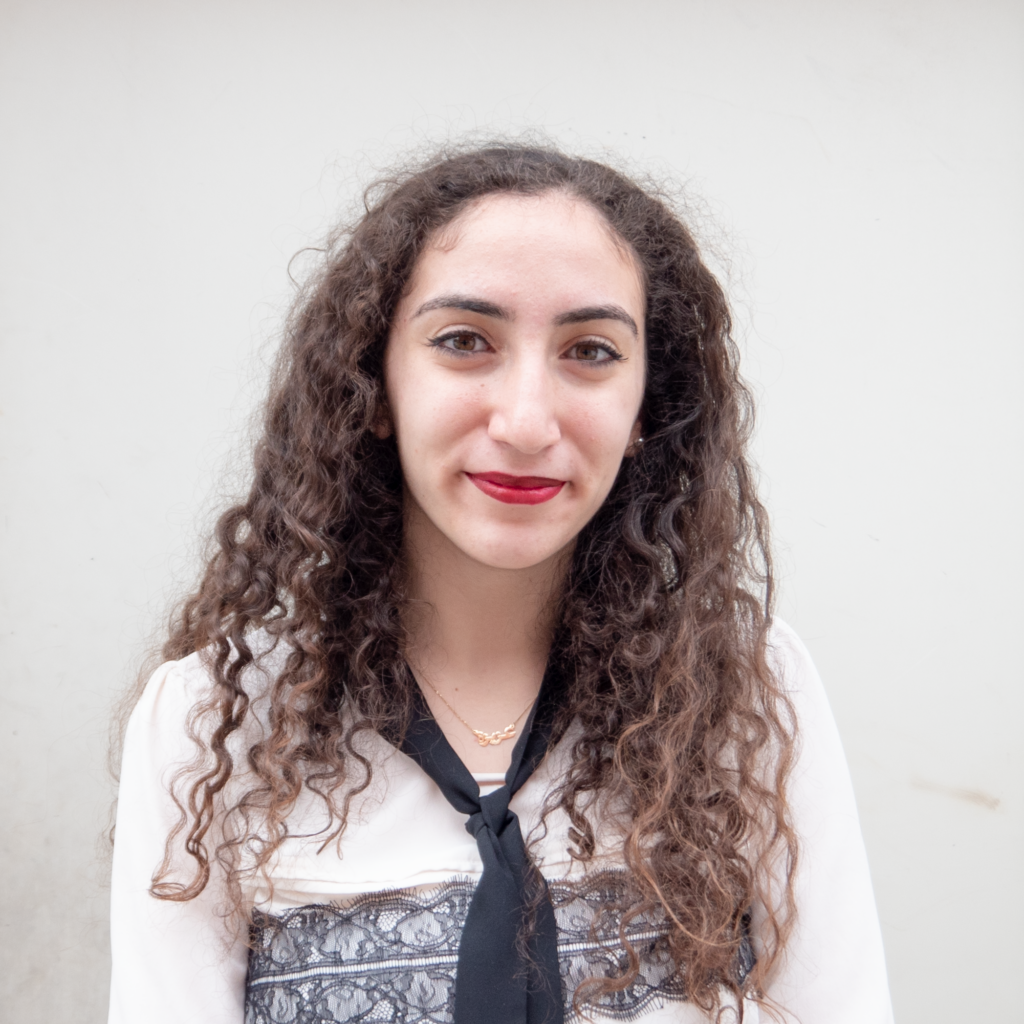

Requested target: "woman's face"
[{"left": 385, "top": 191, "right": 646, "bottom": 572}]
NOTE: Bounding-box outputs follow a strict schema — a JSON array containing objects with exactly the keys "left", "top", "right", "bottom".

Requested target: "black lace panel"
[{"left": 245, "top": 872, "right": 754, "bottom": 1024}]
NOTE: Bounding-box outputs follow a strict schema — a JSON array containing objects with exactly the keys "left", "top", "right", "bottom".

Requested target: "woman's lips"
[{"left": 466, "top": 472, "right": 566, "bottom": 505}]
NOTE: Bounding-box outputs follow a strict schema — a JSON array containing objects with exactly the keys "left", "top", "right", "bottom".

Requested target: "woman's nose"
[{"left": 486, "top": 355, "right": 561, "bottom": 455}]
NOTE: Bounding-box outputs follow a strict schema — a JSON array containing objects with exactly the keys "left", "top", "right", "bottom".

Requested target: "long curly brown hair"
[{"left": 150, "top": 143, "right": 796, "bottom": 1017}]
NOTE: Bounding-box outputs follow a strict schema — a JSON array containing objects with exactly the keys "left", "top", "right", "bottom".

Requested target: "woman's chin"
[{"left": 457, "top": 531, "right": 574, "bottom": 573}]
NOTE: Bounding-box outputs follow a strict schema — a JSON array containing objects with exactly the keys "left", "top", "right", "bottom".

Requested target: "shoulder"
[
  {"left": 125, "top": 628, "right": 292, "bottom": 767},
  {"left": 764, "top": 618, "right": 839, "bottom": 742},
  {"left": 765, "top": 617, "right": 819, "bottom": 695},
  {"left": 761, "top": 619, "right": 864, "bottom": 876}
]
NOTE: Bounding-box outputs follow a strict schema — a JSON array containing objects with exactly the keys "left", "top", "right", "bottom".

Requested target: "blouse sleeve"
[
  {"left": 108, "top": 659, "right": 249, "bottom": 1024},
  {"left": 757, "top": 621, "right": 894, "bottom": 1023}
]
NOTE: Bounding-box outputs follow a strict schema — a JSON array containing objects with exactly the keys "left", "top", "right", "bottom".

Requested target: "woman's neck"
[{"left": 401, "top": 502, "right": 569, "bottom": 772}]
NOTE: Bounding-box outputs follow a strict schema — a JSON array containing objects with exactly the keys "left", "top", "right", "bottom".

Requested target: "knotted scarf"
[{"left": 398, "top": 661, "right": 566, "bottom": 1024}]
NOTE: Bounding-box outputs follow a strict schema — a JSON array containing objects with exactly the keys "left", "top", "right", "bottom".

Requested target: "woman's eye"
[
  {"left": 432, "top": 331, "right": 488, "bottom": 355},
  {"left": 567, "top": 341, "right": 620, "bottom": 363}
]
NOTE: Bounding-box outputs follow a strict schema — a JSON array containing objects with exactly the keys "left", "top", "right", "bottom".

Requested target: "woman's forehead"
[
  {"left": 408, "top": 192, "right": 645, "bottom": 320},
  {"left": 432, "top": 190, "right": 633, "bottom": 259}
]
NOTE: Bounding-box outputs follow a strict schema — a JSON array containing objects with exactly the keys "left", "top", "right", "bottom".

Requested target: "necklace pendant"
[{"left": 472, "top": 724, "right": 517, "bottom": 747}]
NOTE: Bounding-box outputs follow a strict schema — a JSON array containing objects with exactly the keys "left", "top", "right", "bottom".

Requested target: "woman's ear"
[
  {"left": 370, "top": 396, "right": 393, "bottom": 439},
  {"left": 625, "top": 418, "right": 644, "bottom": 457}
]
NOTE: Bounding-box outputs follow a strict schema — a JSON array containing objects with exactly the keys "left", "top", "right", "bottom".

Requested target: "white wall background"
[{"left": 1, "top": 1, "right": 1021, "bottom": 1020}]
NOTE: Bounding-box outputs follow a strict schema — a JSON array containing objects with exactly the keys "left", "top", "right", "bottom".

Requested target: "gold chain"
[{"left": 420, "top": 677, "right": 536, "bottom": 747}]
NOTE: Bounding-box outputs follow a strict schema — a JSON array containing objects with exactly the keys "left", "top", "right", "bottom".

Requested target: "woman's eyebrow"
[
  {"left": 413, "top": 295, "right": 511, "bottom": 320},
  {"left": 554, "top": 305, "right": 638, "bottom": 337},
  {"left": 412, "top": 296, "right": 638, "bottom": 337}
]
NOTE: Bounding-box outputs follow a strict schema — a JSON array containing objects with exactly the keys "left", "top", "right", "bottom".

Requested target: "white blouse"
[{"left": 108, "top": 621, "right": 893, "bottom": 1023}]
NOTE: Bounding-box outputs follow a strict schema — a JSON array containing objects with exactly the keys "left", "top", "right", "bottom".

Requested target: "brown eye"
[
  {"left": 432, "top": 331, "right": 488, "bottom": 355},
  {"left": 567, "top": 341, "right": 619, "bottom": 363}
]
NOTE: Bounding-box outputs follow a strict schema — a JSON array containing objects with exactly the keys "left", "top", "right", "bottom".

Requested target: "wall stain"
[{"left": 911, "top": 777, "right": 1000, "bottom": 810}]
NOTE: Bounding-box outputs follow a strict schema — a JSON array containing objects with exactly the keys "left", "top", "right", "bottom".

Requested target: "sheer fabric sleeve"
[
  {"left": 757, "top": 621, "right": 894, "bottom": 1023},
  {"left": 108, "top": 659, "right": 248, "bottom": 1024}
]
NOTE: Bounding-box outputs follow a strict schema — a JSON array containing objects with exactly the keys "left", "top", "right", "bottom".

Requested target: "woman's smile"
[{"left": 466, "top": 472, "right": 566, "bottom": 505}]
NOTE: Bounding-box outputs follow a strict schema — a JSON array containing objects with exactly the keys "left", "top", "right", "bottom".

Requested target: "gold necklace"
[{"left": 421, "top": 677, "right": 537, "bottom": 747}]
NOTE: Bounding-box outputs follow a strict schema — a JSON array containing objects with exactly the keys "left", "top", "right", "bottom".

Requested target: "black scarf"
[{"left": 397, "top": 660, "right": 566, "bottom": 1024}]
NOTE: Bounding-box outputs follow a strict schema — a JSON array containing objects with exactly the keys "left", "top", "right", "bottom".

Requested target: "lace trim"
[
  {"left": 245, "top": 872, "right": 753, "bottom": 1023},
  {"left": 551, "top": 873, "right": 688, "bottom": 1020}
]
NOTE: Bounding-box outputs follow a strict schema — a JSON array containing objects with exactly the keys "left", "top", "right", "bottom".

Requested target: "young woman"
[{"left": 108, "top": 145, "right": 892, "bottom": 1024}]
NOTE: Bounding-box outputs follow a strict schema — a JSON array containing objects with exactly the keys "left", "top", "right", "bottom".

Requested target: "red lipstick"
[{"left": 467, "top": 472, "right": 565, "bottom": 505}]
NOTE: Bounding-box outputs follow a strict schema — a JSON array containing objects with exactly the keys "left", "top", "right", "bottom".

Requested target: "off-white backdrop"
[{"left": 1, "top": 1, "right": 1021, "bottom": 1021}]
